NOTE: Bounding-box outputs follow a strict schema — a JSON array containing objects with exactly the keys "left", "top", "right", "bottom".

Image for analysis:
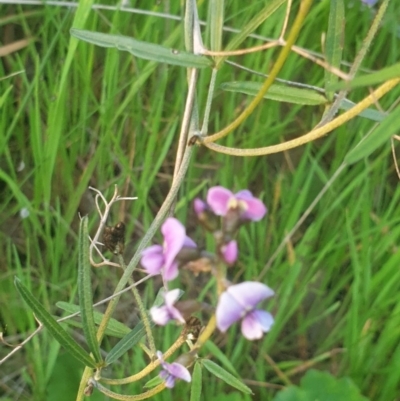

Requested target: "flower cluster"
[{"left": 140, "top": 186, "right": 274, "bottom": 387}]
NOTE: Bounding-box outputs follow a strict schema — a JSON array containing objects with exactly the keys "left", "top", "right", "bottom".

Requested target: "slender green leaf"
[
  {"left": 70, "top": 29, "right": 213, "bottom": 68},
  {"left": 331, "top": 63, "right": 400, "bottom": 90},
  {"left": 105, "top": 318, "right": 154, "bottom": 365},
  {"left": 143, "top": 375, "right": 163, "bottom": 389},
  {"left": 221, "top": 81, "right": 327, "bottom": 105},
  {"left": 14, "top": 277, "right": 96, "bottom": 369},
  {"left": 204, "top": 341, "right": 238, "bottom": 376},
  {"left": 78, "top": 216, "right": 102, "bottom": 363},
  {"left": 56, "top": 301, "right": 131, "bottom": 338},
  {"left": 209, "top": 0, "right": 224, "bottom": 52},
  {"left": 344, "top": 103, "right": 400, "bottom": 165},
  {"left": 0, "top": 85, "right": 13, "bottom": 108},
  {"left": 190, "top": 362, "right": 203, "bottom": 401},
  {"left": 339, "top": 98, "right": 386, "bottom": 122},
  {"left": 201, "top": 359, "right": 253, "bottom": 394},
  {"left": 325, "top": 0, "right": 344, "bottom": 100}
]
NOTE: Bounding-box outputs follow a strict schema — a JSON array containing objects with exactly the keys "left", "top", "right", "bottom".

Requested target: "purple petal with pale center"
[
  {"left": 241, "top": 310, "right": 274, "bottom": 340},
  {"left": 221, "top": 240, "right": 238, "bottom": 264},
  {"left": 235, "top": 192, "right": 267, "bottom": 221},
  {"left": 161, "top": 218, "right": 186, "bottom": 272},
  {"left": 157, "top": 351, "right": 191, "bottom": 388},
  {"left": 167, "top": 362, "right": 191, "bottom": 383},
  {"left": 216, "top": 290, "right": 245, "bottom": 332},
  {"left": 207, "top": 186, "right": 233, "bottom": 216},
  {"left": 141, "top": 245, "right": 164, "bottom": 275},
  {"left": 226, "top": 282, "right": 274, "bottom": 310}
]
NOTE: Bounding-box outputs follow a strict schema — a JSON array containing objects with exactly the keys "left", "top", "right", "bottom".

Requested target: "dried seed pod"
[{"left": 103, "top": 222, "right": 125, "bottom": 255}]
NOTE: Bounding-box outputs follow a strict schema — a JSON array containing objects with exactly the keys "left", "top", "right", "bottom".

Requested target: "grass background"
[{"left": 1, "top": 0, "right": 400, "bottom": 400}]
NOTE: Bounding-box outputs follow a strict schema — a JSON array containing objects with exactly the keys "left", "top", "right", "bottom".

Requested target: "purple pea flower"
[
  {"left": 157, "top": 351, "right": 191, "bottom": 388},
  {"left": 150, "top": 289, "right": 185, "bottom": 326},
  {"left": 141, "top": 218, "right": 196, "bottom": 281},
  {"left": 207, "top": 186, "right": 267, "bottom": 221},
  {"left": 221, "top": 240, "right": 238, "bottom": 265},
  {"left": 216, "top": 281, "right": 274, "bottom": 340}
]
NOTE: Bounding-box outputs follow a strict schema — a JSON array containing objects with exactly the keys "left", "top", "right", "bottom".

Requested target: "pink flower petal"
[
  {"left": 221, "top": 240, "right": 238, "bottom": 264},
  {"left": 162, "top": 218, "right": 186, "bottom": 271},
  {"left": 216, "top": 290, "right": 244, "bottom": 332},
  {"left": 163, "top": 260, "right": 179, "bottom": 281},
  {"left": 240, "top": 198, "right": 267, "bottom": 221},
  {"left": 227, "top": 282, "right": 274, "bottom": 310},
  {"left": 141, "top": 245, "right": 164, "bottom": 275},
  {"left": 207, "top": 186, "right": 233, "bottom": 216},
  {"left": 241, "top": 310, "right": 274, "bottom": 340}
]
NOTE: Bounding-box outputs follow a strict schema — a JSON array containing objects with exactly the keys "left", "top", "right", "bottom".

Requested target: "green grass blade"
[
  {"left": 332, "top": 63, "right": 400, "bottom": 90},
  {"left": 204, "top": 340, "right": 239, "bottom": 376},
  {"left": 14, "top": 277, "right": 96, "bottom": 369},
  {"left": 190, "top": 362, "right": 203, "bottom": 401},
  {"left": 221, "top": 81, "right": 327, "bottom": 105},
  {"left": 201, "top": 359, "right": 253, "bottom": 394},
  {"left": 56, "top": 302, "right": 131, "bottom": 338},
  {"left": 78, "top": 216, "right": 102, "bottom": 363},
  {"left": 344, "top": 102, "right": 400, "bottom": 165},
  {"left": 325, "top": 0, "right": 344, "bottom": 100},
  {"left": 208, "top": 0, "right": 224, "bottom": 65},
  {"left": 70, "top": 29, "right": 213, "bottom": 68},
  {"left": 105, "top": 319, "right": 154, "bottom": 365}
]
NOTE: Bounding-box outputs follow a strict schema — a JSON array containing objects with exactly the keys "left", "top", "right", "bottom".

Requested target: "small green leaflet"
[
  {"left": 70, "top": 29, "right": 213, "bottom": 69},
  {"left": 201, "top": 359, "right": 253, "bottom": 394}
]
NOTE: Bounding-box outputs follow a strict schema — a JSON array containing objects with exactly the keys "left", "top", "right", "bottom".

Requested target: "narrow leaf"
[
  {"left": 56, "top": 301, "right": 131, "bottom": 338},
  {"left": 331, "top": 63, "right": 400, "bottom": 90},
  {"left": 221, "top": 81, "right": 327, "bottom": 105},
  {"left": 78, "top": 216, "right": 102, "bottom": 363},
  {"left": 209, "top": 0, "right": 224, "bottom": 52},
  {"left": 14, "top": 277, "right": 96, "bottom": 368},
  {"left": 105, "top": 318, "right": 154, "bottom": 365},
  {"left": 344, "top": 103, "right": 400, "bottom": 165},
  {"left": 143, "top": 375, "right": 163, "bottom": 389},
  {"left": 190, "top": 362, "right": 203, "bottom": 401},
  {"left": 204, "top": 341, "right": 239, "bottom": 376},
  {"left": 202, "top": 359, "right": 253, "bottom": 394},
  {"left": 339, "top": 98, "right": 386, "bottom": 122},
  {"left": 70, "top": 29, "right": 213, "bottom": 68},
  {"left": 325, "top": 0, "right": 344, "bottom": 100}
]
